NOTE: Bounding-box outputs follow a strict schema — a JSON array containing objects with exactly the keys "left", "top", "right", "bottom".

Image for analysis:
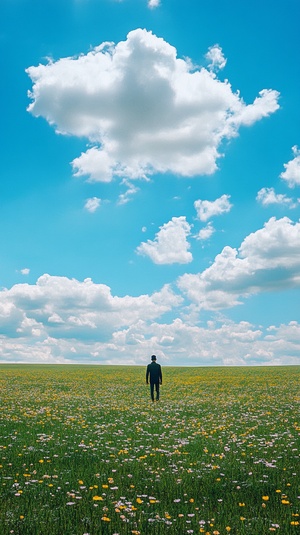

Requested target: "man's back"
[{"left": 146, "top": 361, "right": 162, "bottom": 384}]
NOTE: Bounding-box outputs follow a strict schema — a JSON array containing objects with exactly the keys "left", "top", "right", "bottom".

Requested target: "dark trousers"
[{"left": 150, "top": 382, "right": 160, "bottom": 401}]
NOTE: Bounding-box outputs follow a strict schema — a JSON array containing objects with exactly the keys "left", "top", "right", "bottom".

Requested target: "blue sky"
[{"left": 1, "top": 0, "right": 300, "bottom": 365}]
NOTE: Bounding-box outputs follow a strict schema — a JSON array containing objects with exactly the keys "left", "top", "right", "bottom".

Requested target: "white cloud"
[
  {"left": 117, "top": 180, "right": 140, "bottom": 205},
  {"left": 1, "top": 306, "right": 299, "bottom": 365},
  {"left": 136, "top": 216, "right": 192, "bottom": 264},
  {"left": 148, "top": 0, "right": 160, "bottom": 8},
  {"left": 26, "top": 29, "right": 279, "bottom": 184},
  {"left": 178, "top": 217, "right": 300, "bottom": 309},
  {"left": 206, "top": 44, "right": 227, "bottom": 71},
  {"left": 84, "top": 197, "right": 101, "bottom": 212},
  {"left": 20, "top": 268, "right": 30, "bottom": 275},
  {"left": 194, "top": 194, "right": 232, "bottom": 222},
  {"left": 0, "top": 274, "right": 181, "bottom": 341},
  {"left": 231, "top": 89, "right": 280, "bottom": 127},
  {"left": 0, "top": 273, "right": 299, "bottom": 366},
  {"left": 280, "top": 145, "right": 300, "bottom": 188},
  {"left": 195, "top": 222, "right": 215, "bottom": 241},
  {"left": 256, "top": 187, "right": 296, "bottom": 207}
]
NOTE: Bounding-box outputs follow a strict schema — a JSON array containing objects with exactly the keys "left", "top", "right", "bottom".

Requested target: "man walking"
[{"left": 146, "top": 355, "right": 162, "bottom": 402}]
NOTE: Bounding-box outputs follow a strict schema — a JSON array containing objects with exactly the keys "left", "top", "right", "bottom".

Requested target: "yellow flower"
[
  {"left": 136, "top": 497, "right": 143, "bottom": 504},
  {"left": 291, "top": 521, "right": 299, "bottom": 526},
  {"left": 93, "top": 495, "right": 103, "bottom": 501},
  {"left": 239, "top": 502, "right": 245, "bottom": 506},
  {"left": 281, "top": 499, "right": 290, "bottom": 504},
  {"left": 20, "top": 515, "right": 24, "bottom": 520},
  {"left": 262, "top": 495, "right": 269, "bottom": 501},
  {"left": 78, "top": 480, "right": 84, "bottom": 485},
  {"left": 101, "top": 516, "right": 111, "bottom": 522},
  {"left": 226, "top": 528, "right": 231, "bottom": 532}
]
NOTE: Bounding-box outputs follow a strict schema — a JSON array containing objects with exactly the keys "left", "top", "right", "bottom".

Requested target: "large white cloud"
[
  {"left": 26, "top": 29, "right": 279, "bottom": 184},
  {"left": 178, "top": 217, "right": 300, "bottom": 309},
  {"left": 136, "top": 216, "right": 192, "bottom": 264}
]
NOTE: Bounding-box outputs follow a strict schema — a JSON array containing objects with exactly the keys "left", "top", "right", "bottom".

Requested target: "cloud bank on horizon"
[
  {"left": 1, "top": 7, "right": 300, "bottom": 366},
  {"left": 1, "top": 216, "right": 300, "bottom": 365}
]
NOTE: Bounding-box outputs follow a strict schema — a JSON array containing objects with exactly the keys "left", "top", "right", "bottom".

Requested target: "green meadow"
[{"left": 0, "top": 365, "right": 299, "bottom": 535}]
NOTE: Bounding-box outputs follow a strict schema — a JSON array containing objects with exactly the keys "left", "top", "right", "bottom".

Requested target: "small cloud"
[
  {"left": 256, "top": 187, "right": 296, "bottom": 207},
  {"left": 117, "top": 180, "right": 140, "bottom": 205},
  {"left": 136, "top": 216, "right": 192, "bottom": 264},
  {"left": 206, "top": 44, "right": 227, "bottom": 71},
  {"left": 194, "top": 194, "right": 232, "bottom": 222},
  {"left": 142, "top": 226, "right": 147, "bottom": 233},
  {"left": 280, "top": 146, "right": 300, "bottom": 188},
  {"left": 195, "top": 222, "right": 215, "bottom": 241},
  {"left": 148, "top": 0, "right": 160, "bottom": 8},
  {"left": 84, "top": 197, "right": 101, "bottom": 213},
  {"left": 20, "top": 268, "right": 30, "bottom": 275}
]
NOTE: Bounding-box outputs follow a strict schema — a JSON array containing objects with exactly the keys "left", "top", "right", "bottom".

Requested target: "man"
[{"left": 146, "top": 355, "right": 162, "bottom": 402}]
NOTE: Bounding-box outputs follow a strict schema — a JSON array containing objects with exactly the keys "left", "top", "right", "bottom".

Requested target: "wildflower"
[
  {"left": 262, "top": 496, "right": 269, "bottom": 501},
  {"left": 101, "top": 516, "right": 111, "bottom": 522},
  {"left": 291, "top": 521, "right": 300, "bottom": 526},
  {"left": 93, "top": 495, "right": 103, "bottom": 501}
]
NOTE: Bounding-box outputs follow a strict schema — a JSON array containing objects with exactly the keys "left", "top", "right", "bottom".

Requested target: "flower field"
[{"left": 0, "top": 364, "right": 299, "bottom": 535}]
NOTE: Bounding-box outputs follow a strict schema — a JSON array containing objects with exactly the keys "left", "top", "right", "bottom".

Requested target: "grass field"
[{"left": 0, "top": 364, "right": 299, "bottom": 535}]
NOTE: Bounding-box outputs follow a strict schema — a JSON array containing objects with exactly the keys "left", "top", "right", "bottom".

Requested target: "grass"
[{"left": 0, "top": 364, "right": 299, "bottom": 534}]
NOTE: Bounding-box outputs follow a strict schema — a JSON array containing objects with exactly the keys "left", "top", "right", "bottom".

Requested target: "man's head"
[{"left": 151, "top": 354, "right": 157, "bottom": 361}]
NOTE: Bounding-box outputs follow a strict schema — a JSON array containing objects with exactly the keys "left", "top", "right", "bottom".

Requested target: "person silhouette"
[{"left": 146, "top": 355, "right": 162, "bottom": 401}]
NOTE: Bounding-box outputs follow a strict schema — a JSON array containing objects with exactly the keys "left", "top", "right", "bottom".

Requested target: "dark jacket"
[{"left": 146, "top": 361, "right": 162, "bottom": 384}]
